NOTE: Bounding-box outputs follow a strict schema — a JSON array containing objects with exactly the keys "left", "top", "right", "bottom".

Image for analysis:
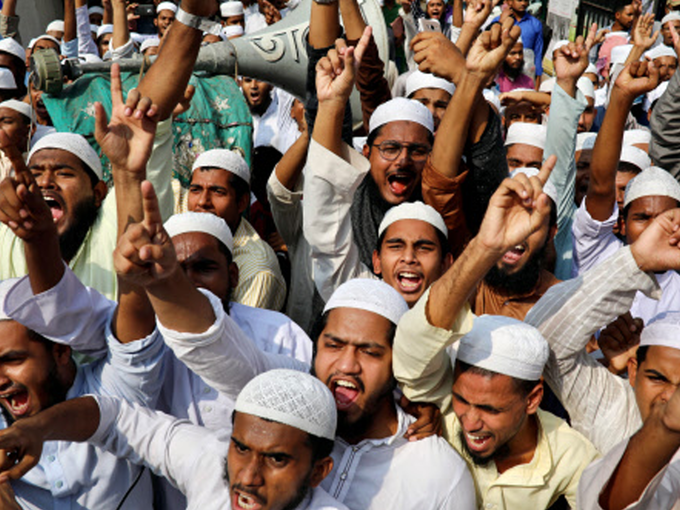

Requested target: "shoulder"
[
  {"left": 538, "top": 409, "right": 599, "bottom": 460},
  {"left": 234, "top": 220, "right": 280, "bottom": 270}
]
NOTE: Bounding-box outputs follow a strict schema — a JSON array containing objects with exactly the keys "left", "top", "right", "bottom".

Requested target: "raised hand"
[
  {"left": 554, "top": 23, "right": 597, "bottom": 82},
  {"left": 630, "top": 207, "right": 680, "bottom": 273},
  {"left": 614, "top": 60, "right": 660, "bottom": 100},
  {"left": 599, "top": 312, "right": 642, "bottom": 375},
  {"left": 631, "top": 13, "right": 659, "bottom": 51},
  {"left": 316, "top": 27, "right": 372, "bottom": 106},
  {"left": 94, "top": 63, "right": 159, "bottom": 176},
  {"left": 466, "top": 17, "right": 521, "bottom": 82},
  {"left": 411, "top": 31, "right": 465, "bottom": 84},
  {"left": 114, "top": 181, "right": 177, "bottom": 288},
  {"left": 463, "top": 0, "right": 493, "bottom": 31},
  {"left": 477, "top": 155, "right": 556, "bottom": 255}
]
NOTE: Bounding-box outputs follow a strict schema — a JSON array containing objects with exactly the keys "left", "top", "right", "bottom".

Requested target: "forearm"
[
  {"left": 455, "top": 22, "right": 478, "bottom": 56},
  {"left": 308, "top": 1, "right": 340, "bottom": 49},
  {"left": 353, "top": 33, "right": 391, "bottom": 132},
  {"left": 63, "top": 0, "right": 77, "bottom": 43},
  {"left": 451, "top": 0, "right": 463, "bottom": 28},
  {"left": 103, "top": 1, "right": 113, "bottom": 24},
  {"left": 650, "top": 68, "right": 680, "bottom": 178},
  {"left": 23, "top": 231, "right": 65, "bottom": 296},
  {"left": 311, "top": 100, "right": 346, "bottom": 157},
  {"left": 16, "top": 396, "right": 100, "bottom": 444},
  {"left": 274, "top": 131, "right": 308, "bottom": 191},
  {"left": 112, "top": 0, "right": 131, "bottom": 50},
  {"left": 339, "top": 0, "right": 365, "bottom": 40},
  {"left": 1, "top": 0, "right": 16, "bottom": 17}
]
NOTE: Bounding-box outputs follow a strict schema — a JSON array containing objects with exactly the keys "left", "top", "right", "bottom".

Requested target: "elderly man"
[
  {"left": 393, "top": 157, "right": 598, "bottom": 508},
  {"left": 188, "top": 149, "right": 286, "bottom": 311},
  {"left": 0, "top": 369, "right": 350, "bottom": 510}
]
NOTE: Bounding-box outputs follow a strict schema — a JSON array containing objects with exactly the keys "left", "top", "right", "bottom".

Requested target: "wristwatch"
[{"left": 175, "top": 7, "right": 216, "bottom": 32}]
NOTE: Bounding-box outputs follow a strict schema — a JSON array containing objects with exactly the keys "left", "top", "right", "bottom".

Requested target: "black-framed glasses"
[{"left": 373, "top": 141, "right": 431, "bottom": 162}]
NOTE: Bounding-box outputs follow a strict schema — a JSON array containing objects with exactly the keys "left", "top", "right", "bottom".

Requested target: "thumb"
[
  {"left": 141, "top": 180, "right": 162, "bottom": 233},
  {"left": 537, "top": 154, "right": 557, "bottom": 185},
  {"left": 93, "top": 102, "right": 109, "bottom": 146},
  {"left": 354, "top": 26, "right": 373, "bottom": 65}
]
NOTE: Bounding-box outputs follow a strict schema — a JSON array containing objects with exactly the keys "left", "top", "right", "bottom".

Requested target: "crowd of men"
[{"left": 0, "top": 0, "right": 678, "bottom": 507}]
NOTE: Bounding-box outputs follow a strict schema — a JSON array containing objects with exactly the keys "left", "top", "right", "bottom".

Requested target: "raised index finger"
[
  {"left": 141, "top": 180, "right": 162, "bottom": 230},
  {"left": 110, "top": 63, "right": 123, "bottom": 108},
  {"left": 537, "top": 154, "right": 557, "bottom": 185}
]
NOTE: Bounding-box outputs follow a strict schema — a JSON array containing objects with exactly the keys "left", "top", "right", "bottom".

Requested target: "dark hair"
[
  {"left": 614, "top": 0, "right": 634, "bottom": 13},
  {"left": 215, "top": 237, "right": 234, "bottom": 265},
  {"left": 456, "top": 360, "right": 541, "bottom": 398},
  {"left": 228, "top": 173, "right": 250, "bottom": 203},
  {"left": 636, "top": 345, "right": 649, "bottom": 365},
  {"left": 375, "top": 224, "right": 449, "bottom": 262}
]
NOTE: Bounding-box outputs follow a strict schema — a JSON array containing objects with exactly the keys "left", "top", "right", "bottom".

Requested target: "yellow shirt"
[{"left": 393, "top": 289, "right": 600, "bottom": 509}]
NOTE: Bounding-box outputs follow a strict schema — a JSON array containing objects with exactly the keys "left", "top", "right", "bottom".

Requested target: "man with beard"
[
  {"left": 496, "top": 38, "right": 535, "bottom": 92},
  {"left": 0, "top": 369, "right": 349, "bottom": 510},
  {"left": 155, "top": 1, "right": 177, "bottom": 38},
  {"left": 393, "top": 156, "right": 599, "bottom": 509}
]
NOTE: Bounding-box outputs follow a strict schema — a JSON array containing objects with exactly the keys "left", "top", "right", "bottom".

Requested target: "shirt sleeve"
[
  {"left": 266, "top": 170, "right": 303, "bottom": 248},
  {"left": 232, "top": 269, "right": 287, "bottom": 312},
  {"left": 650, "top": 61, "right": 680, "bottom": 180},
  {"left": 571, "top": 198, "right": 622, "bottom": 276},
  {"left": 525, "top": 246, "right": 659, "bottom": 453},
  {"left": 302, "top": 139, "right": 376, "bottom": 302},
  {"left": 109, "top": 38, "right": 138, "bottom": 60},
  {"left": 76, "top": 4, "right": 100, "bottom": 57},
  {"left": 146, "top": 118, "right": 175, "bottom": 222},
  {"left": 0, "top": 15, "right": 20, "bottom": 41},
  {"left": 532, "top": 18, "right": 544, "bottom": 76}
]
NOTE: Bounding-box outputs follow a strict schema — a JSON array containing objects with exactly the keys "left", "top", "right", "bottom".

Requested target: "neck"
[
  {"left": 611, "top": 21, "right": 626, "bottom": 32},
  {"left": 251, "top": 96, "right": 272, "bottom": 117},
  {"left": 338, "top": 396, "right": 399, "bottom": 445},
  {"left": 512, "top": 9, "right": 524, "bottom": 20},
  {"left": 502, "top": 63, "right": 522, "bottom": 80},
  {"left": 495, "top": 413, "right": 539, "bottom": 474}
]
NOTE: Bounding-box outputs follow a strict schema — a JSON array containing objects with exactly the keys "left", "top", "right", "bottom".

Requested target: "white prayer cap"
[
  {"left": 645, "top": 45, "right": 677, "bottom": 61},
  {"left": 456, "top": 315, "right": 549, "bottom": 381},
  {"left": 483, "top": 88, "right": 501, "bottom": 112},
  {"left": 90, "top": 24, "right": 99, "bottom": 34},
  {"left": 538, "top": 77, "right": 555, "bottom": 93},
  {"left": 0, "top": 99, "right": 32, "bottom": 119},
  {"left": 623, "top": 166, "right": 680, "bottom": 208},
  {"left": 620, "top": 145, "right": 651, "bottom": 172},
  {"left": 577, "top": 76, "right": 595, "bottom": 99},
  {"left": 32, "top": 34, "right": 61, "bottom": 49},
  {"left": 584, "top": 62, "right": 598, "bottom": 75},
  {"left": 323, "top": 278, "right": 409, "bottom": 326},
  {"left": 611, "top": 44, "right": 634, "bottom": 66},
  {"left": 88, "top": 6, "right": 104, "bottom": 16},
  {"left": 405, "top": 70, "right": 455, "bottom": 98},
  {"left": 235, "top": 369, "right": 337, "bottom": 441},
  {"left": 0, "top": 68, "right": 16, "bottom": 90},
  {"left": 576, "top": 132, "right": 597, "bottom": 152},
  {"left": 27, "top": 38, "right": 37, "bottom": 50},
  {"left": 28, "top": 133, "right": 103, "bottom": 181},
  {"left": 622, "top": 129, "right": 652, "bottom": 147},
  {"left": 140, "top": 37, "right": 160, "bottom": 53},
  {"left": 641, "top": 312, "right": 680, "bottom": 350},
  {"left": 164, "top": 211, "right": 234, "bottom": 254},
  {"left": 0, "top": 38, "right": 25, "bottom": 62},
  {"left": 509, "top": 167, "right": 558, "bottom": 204},
  {"left": 46, "top": 20, "right": 64, "bottom": 33},
  {"left": 221, "top": 1, "right": 245, "bottom": 17},
  {"left": 606, "top": 31, "right": 630, "bottom": 40},
  {"left": 504, "top": 122, "right": 547, "bottom": 151},
  {"left": 662, "top": 11, "right": 680, "bottom": 25},
  {"left": 97, "top": 24, "right": 113, "bottom": 39},
  {"left": 368, "top": 98, "right": 434, "bottom": 136},
  {"left": 192, "top": 149, "right": 250, "bottom": 184},
  {"left": 223, "top": 25, "right": 244, "bottom": 38},
  {"left": 378, "top": 201, "right": 447, "bottom": 238},
  {"left": 157, "top": 1, "right": 178, "bottom": 13}
]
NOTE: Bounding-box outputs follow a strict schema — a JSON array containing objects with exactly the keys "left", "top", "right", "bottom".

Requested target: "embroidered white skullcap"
[
  {"left": 509, "top": 167, "right": 558, "bottom": 204},
  {"left": 223, "top": 25, "right": 244, "bottom": 38},
  {"left": 378, "top": 201, "right": 447, "bottom": 238},
  {"left": 221, "top": 1, "right": 244, "bottom": 17},
  {"left": 405, "top": 70, "right": 455, "bottom": 98},
  {"left": 192, "top": 149, "right": 250, "bottom": 184},
  {"left": 157, "top": 1, "right": 178, "bottom": 14},
  {"left": 323, "top": 278, "right": 409, "bottom": 326},
  {"left": 624, "top": 166, "right": 680, "bottom": 208},
  {"left": 576, "top": 132, "right": 596, "bottom": 152},
  {"left": 456, "top": 315, "right": 549, "bottom": 381},
  {"left": 0, "top": 38, "right": 25, "bottom": 61},
  {"left": 611, "top": 44, "right": 634, "bottom": 66},
  {"left": 28, "top": 133, "right": 103, "bottom": 181},
  {"left": 88, "top": 6, "right": 104, "bottom": 16},
  {"left": 0, "top": 68, "right": 16, "bottom": 90},
  {"left": 620, "top": 145, "right": 651, "bottom": 172},
  {"left": 645, "top": 45, "right": 677, "bottom": 61},
  {"left": 646, "top": 81, "right": 669, "bottom": 111},
  {"left": 538, "top": 77, "right": 555, "bottom": 93},
  {"left": 662, "top": 11, "right": 680, "bottom": 25},
  {"left": 140, "top": 37, "right": 160, "bottom": 53},
  {"left": 368, "top": 98, "right": 434, "bottom": 136},
  {"left": 235, "top": 369, "right": 337, "bottom": 440},
  {"left": 577, "top": 76, "right": 595, "bottom": 99},
  {"left": 46, "top": 20, "right": 64, "bottom": 33},
  {"left": 164, "top": 211, "right": 234, "bottom": 254},
  {"left": 97, "top": 24, "right": 113, "bottom": 39},
  {"left": 622, "top": 129, "right": 652, "bottom": 147},
  {"left": 641, "top": 312, "right": 680, "bottom": 349},
  {"left": 504, "top": 122, "right": 547, "bottom": 151},
  {"left": 0, "top": 99, "right": 32, "bottom": 119},
  {"left": 584, "top": 62, "right": 598, "bottom": 75},
  {"left": 32, "top": 34, "right": 61, "bottom": 49}
]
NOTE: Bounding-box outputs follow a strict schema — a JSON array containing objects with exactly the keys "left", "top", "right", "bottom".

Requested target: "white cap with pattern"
[
  {"left": 368, "top": 98, "right": 434, "bottom": 136},
  {"left": 405, "top": 70, "right": 455, "bottom": 98},
  {"left": 645, "top": 45, "right": 677, "bottom": 61},
  {"left": 164, "top": 211, "right": 234, "bottom": 255},
  {"left": 0, "top": 38, "right": 25, "bottom": 62},
  {"left": 0, "top": 99, "right": 31, "bottom": 119},
  {"left": 620, "top": 145, "right": 651, "bottom": 172},
  {"left": 624, "top": 166, "right": 680, "bottom": 208},
  {"left": 235, "top": 369, "right": 337, "bottom": 440},
  {"left": 28, "top": 133, "right": 102, "bottom": 181},
  {"left": 192, "top": 149, "right": 250, "bottom": 184},
  {"left": 504, "top": 122, "right": 547, "bottom": 151},
  {"left": 378, "top": 201, "right": 447, "bottom": 238},
  {"left": 221, "top": 1, "right": 245, "bottom": 17},
  {"left": 324, "top": 278, "right": 409, "bottom": 326}
]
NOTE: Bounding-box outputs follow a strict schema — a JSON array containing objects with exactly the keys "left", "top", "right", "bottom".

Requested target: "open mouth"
[
  {"left": 464, "top": 431, "right": 492, "bottom": 452},
  {"left": 331, "top": 379, "right": 360, "bottom": 411},
  {"left": 233, "top": 491, "right": 264, "bottom": 510},
  {"left": 501, "top": 244, "right": 526, "bottom": 265},
  {"left": 396, "top": 271, "right": 423, "bottom": 293},
  {"left": 42, "top": 193, "right": 64, "bottom": 222},
  {"left": 0, "top": 389, "right": 30, "bottom": 418},
  {"left": 387, "top": 171, "right": 416, "bottom": 197}
]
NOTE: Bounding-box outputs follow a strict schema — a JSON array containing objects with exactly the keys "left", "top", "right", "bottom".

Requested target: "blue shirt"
[{"left": 492, "top": 12, "right": 544, "bottom": 76}]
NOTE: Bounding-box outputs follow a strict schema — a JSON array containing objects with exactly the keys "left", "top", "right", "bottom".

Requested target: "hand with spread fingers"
[{"left": 631, "top": 12, "right": 659, "bottom": 52}]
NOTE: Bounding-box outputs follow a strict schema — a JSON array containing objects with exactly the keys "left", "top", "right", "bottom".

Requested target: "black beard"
[
  {"left": 502, "top": 62, "right": 523, "bottom": 80},
  {"left": 458, "top": 431, "right": 510, "bottom": 466},
  {"left": 483, "top": 244, "right": 545, "bottom": 296},
  {"left": 249, "top": 96, "right": 272, "bottom": 117},
  {"left": 334, "top": 379, "right": 396, "bottom": 441},
  {"left": 59, "top": 196, "right": 99, "bottom": 263}
]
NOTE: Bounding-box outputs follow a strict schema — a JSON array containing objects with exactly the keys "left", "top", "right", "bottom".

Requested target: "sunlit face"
[
  {"left": 624, "top": 195, "right": 679, "bottom": 244},
  {"left": 363, "top": 121, "right": 432, "bottom": 205},
  {"left": 188, "top": 168, "right": 249, "bottom": 232},
  {"left": 505, "top": 43, "right": 524, "bottom": 70},
  {"left": 155, "top": 9, "right": 176, "bottom": 36},
  {"left": 241, "top": 77, "right": 273, "bottom": 114},
  {"left": 373, "top": 219, "right": 450, "bottom": 307},
  {"left": 629, "top": 346, "right": 680, "bottom": 422},
  {"left": 228, "top": 412, "right": 332, "bottom": 510},
  {"left": 507, "top": 0, "right": 530, "bottom": 15},
  {"left": 655, "top": 55, "right": 678, "bottom": 82},
  {"left": 615, "top": 5, "right": 636, "bottom": 30},
  {"left": 578, "top": 97, "right": 596, "bottom": 133},
  {"left": 0, "top": 107, "right": 30, "bottom": 152},
  {"left": 662, "top": 20, "right": 680, "bottom": 45},
  {"left": 505, "top": 143, "right": 543, "bottom": 173},
  {"left": 314, "top": 308, "right": 395, "bottom": 434},
  {"left": 452, "top": 364, "right": 541, "bottom": 463},
  {"left": 410, "top": 88, "right": 451, "bottom": 132},
  {"left": 426, "top": 0, "right": 444, "bottom": 19}
]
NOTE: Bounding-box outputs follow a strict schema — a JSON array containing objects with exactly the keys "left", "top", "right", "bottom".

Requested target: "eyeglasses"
[{"left": 373, "top": 141, "right": 432, "bottom": 162}]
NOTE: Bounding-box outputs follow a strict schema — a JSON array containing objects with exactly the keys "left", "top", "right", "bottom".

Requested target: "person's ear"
[
  {"left": 628, "top": 356, "right": 639, "bottom": 388},
  {"left": 525, "top": 380, "right": 544, "bottom": 415},
  {"left": 309, "top": 456, "right": 334, "bottom": 488},
  {"left": 51, "top": 343, "right": 72, "bottom": 367},
  {"left": 229, "top": 261, "right": 239, "bottom": 290},
  {"left": 372, "top": 249, "right": 382, "bottom": 276},
  {"left": 362, "top": 144, "right": 370, "bottom": 159},
  {"left": 93, "top": 180, "right": 108, "bottom": 208}
]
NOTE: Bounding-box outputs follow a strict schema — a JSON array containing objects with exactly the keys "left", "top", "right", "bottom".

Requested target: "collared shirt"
[
  {"left": 491, "top": 12, "right": 544, "bottom": 76},
  {"left": 160, "top": 290, "right": 478, "bottom": 510},
  {"left": 393, "top": 289, "right": 599, "bottom": 509},
  {"left": 577, "top": 438, "right": 680, "bottom": 510},
  {"left": 91, "top": 395, "right": 350, "bottom": 510},
  {"left": 496, "top": 69, "right": 535, "bottom": 93},
  {"left": 525, "top": 246, "right": 660, "bottom": 455},
  {"left": 0, "top": 119, "right": 175, "bottom": 301},
  {"left": 572, "top": 199, "right": 680, "bottom": 323},
  {"left": 232, "top": 217, "right": 287, "bottom": 311},
  {"left": 2, "top": 275, "right": 166, "bottom": 510},
  {"left": 473, "top": 269, "right": 560, "bottom": 320}
]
